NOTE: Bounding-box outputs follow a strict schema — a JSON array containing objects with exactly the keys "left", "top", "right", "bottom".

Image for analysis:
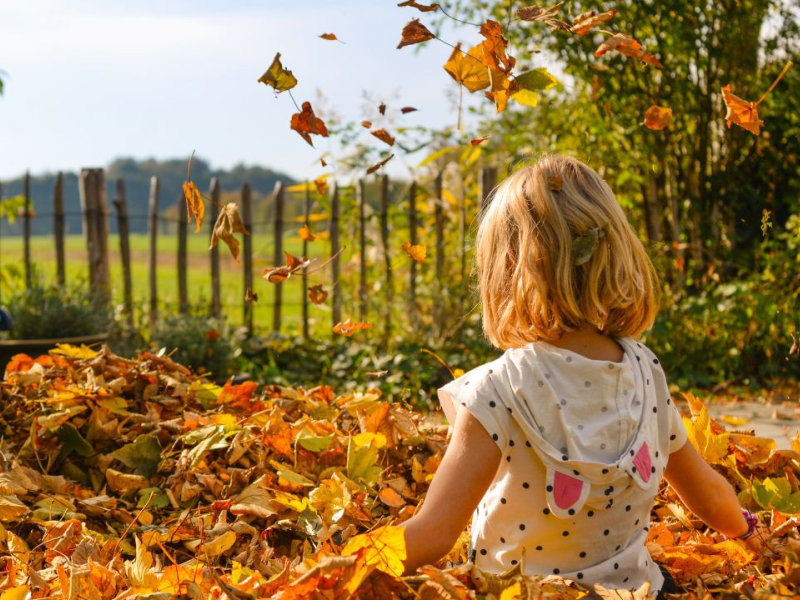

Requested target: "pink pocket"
[
  {"left": 553, "top": 471, "right": 584, "bottom": 509},
  {"left": 633, "top": 442, "right": 652, "bottom": 483}
]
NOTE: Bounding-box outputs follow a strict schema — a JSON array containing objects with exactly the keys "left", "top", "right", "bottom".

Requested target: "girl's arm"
[
  {"left": 401, "top": 408, "right": 502, "bottom": 575},
  {"left": 663, "top": 440, "right": 749, "bottom": 538}
]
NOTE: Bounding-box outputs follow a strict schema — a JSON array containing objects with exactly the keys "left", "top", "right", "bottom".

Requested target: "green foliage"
[
  {"left": 112, "top": 435, "right": 162, "bottom": 478},
  {"left": 151, "top": 312, "right": 235, "bottom": 380}
]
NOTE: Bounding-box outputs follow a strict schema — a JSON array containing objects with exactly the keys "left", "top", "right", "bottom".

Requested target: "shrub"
[{"left": 151, "top": 313, "right": 235, "bottom": 380}]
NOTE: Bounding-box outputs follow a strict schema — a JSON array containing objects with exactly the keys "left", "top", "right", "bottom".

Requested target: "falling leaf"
[
  {"left": 210, "top": 203, "right": 250, "bottom": 263},
  {"left": 721, "top": 61, "right": 792, "bottom": 135},
  {"left": 309, "top": 285, "right": 328, "bottom": 306},
  {"left": 511, "top": 67, "right": 558, "bottom": 107},
  {"left": 470, "top": 135, "right": 491, "bottom": 146},
  {"left": 290, "top": 101, "right": 329, "bottom": 147},
  {"left": 571, "top": 9, "right": 617, "bottom": 35},
  {"left": 488, "top": 68, "right": 514, "bottom": 113},
  {"left": 444, "top": 43, "right": 491, "bottom": 93},
  {"left": 480, "top": 20, "right": 515, "bottom": 73},
  {"left": 183, "top": 181, "right": 205, "bottom": 233},
  {"left": 263, "top": 252, "right": 312, "bottom": 283},
  {"left": 397, "top": 0, "right": 440, "bottom": 12},
  {"left": 402, "top": 241, "right": 427, "bottom": 263},
  {"left": 342, "top": 525, "right": 407, "bottom": 578},
  {"left": 644, "top": 105, "right": 673, "bottom": 130},
  {"left": 334, "top": 319, "right": 373, "bottom": 337},
  {"left": 371, "top": 128, "right": 396, "bottom": 146},
  {"left": 397, "top": 19, "right": 435, "bottom": 49},
  {"left": 517, "top": 2, "right": 570, "bottom": 30},
  {"left": 257, "top": 52, "right": 297, "bottom": 93},
  {"left": 298, "top": 224, "right": 316, "bottom": 242},
  {"left": 320, "top": 158, "right": 328, "bottom": 167},
  {"left": 314, "top": 175, "right": 329, "bottom": 196},
  {"left": 595, "top": 34, "right": 664, "bottom": 68},
  {"left": 245, "top": 287, "right": 258, "bottom": 303},
  {"left": 367, "top": 154, "right": 394, "bottom": 175},
  {"left": 400, "top": 106, "right": 418, "bottom": 113},
  {"left": 378, "top": 102, "right": 387, "bottom": 115},
  {"left": 319, "top": 33, "right": 344, "bottom": 43}
]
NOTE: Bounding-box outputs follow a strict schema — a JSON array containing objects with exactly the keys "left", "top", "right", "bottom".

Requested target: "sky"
[{"left": 0, "top": 0, "right": 481, "bottom": 182}]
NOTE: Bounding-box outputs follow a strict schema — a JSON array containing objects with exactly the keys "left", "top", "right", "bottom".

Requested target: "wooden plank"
[
  {"left": 358, "top": 179, "right": 367, "bottom": 323},
  {"left": 23, "top": 171, "right": 31, "bottom": 289},
  {"left": 178, "top": 190, "right": 188, "bottom": 314},
  {"left": 78, "top": 169, "right": 111, "bottom": 297},
  {"left": 329, "top": 182, "right": 341, "bottom": 333},
  {"left": 94, "top": 169, "right": 111, "bottom": 293},
  {"left": 0, "top": 181, "right": 3, "bottom": 304},
  {"left": 408, "top": 181, "right": 418, "bottom": 311},
  {"left": 241, "top": 182, "right": 253, "bottom": 332},
  {"left": 480, "top": 166, "right": 497, "bottom": 215},
  {"left": 208, "top": 178, "right": 221, "bottom": 317},
  {"left": 113, "top": 179, "right": 134, "bottom": 330},
  {"left": 147, "top": 175, "right": 160, "bottom": 334},
  {"left": 379, "top": 174, "right": 392, "bottom": 343},
  {"left": 272, "top": 181, "right": 284, "bottom": 333},
  {"left": 301, "top": 183, "right": 311, "bottom": 339},
  {"left": 434, "top": 171, "right": 444, "bottom": 282},
  {"left": 53, "top": 172, "right": 66, "bottom": 286}
]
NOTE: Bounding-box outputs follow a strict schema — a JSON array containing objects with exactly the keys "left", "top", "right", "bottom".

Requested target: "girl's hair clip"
[{"left": 572, "top": 226, "right": 606, "bottom": 266}]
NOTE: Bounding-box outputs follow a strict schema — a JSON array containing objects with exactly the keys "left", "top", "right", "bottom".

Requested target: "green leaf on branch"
[{"left": 512, "top": 67, "right": 558, "bottom": 107}]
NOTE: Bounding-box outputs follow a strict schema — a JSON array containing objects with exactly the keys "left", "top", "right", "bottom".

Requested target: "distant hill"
[{"left": 0, "top": 157, "right": 297, "bottom": 236}]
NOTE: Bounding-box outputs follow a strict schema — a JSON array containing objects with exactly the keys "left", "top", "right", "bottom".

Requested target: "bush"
[{"left": 151, "top": 313, "right": 236, "bottom": 381}]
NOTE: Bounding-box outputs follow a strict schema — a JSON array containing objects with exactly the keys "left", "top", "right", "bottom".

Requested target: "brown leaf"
[
  {"left": 397, "top": 0, "right": 440, "bottom": 12},
  {"left": 400, "top": 106, "right": 418, "bottom": 113},
  {"left": 487, "top": 68, "right": 516, "bottom": 113},
  {"left": 361, "top": 120, "right": 373, "bottom": 129},
  {"left": 333, "top": 319, "right": 373, "bottom": 337},
  {"left": 644, "top": 105, "right": 673, "bottom": 130},
  {"left": 594, "top": 34, "right": 664, "bottom": 68},
  {"left": 397, "top": 19, "right": 435, "bottom": 49},
  {"left": 309, "top": 284, "right": 328, "bottom": 306},
  {"left": 443, "top": 43, "right": 491, "bottom": 93},
  {"left": 290, "top": 101, "right": 329, "bottom": 147},
  {"left": 314, "top": 176, "right": 328, "bottom": 196},
  {"left": 571, "top": 9, "right": 617, "bottom": 35},
  {"left": 517, "top": 2, "right": 571, "bottom": 30},
  {"left": 320, "top": 158, "right": 328, "bottom": 167},
  {"left": 182, "top": 181, "right": 205, "bottom": 233},
  {"left": 210, "top": 202, "right": 250, "bottom": 263},
  {"left": 378, "top": 102, "right": 387, "bottom": 116},
  {"left": 479, "top": 20, "right": 515, "bottom": 73},
  {"left": 244, "top": 287, "right": 258, "bottom": 303},
  {"left": 367, "top": 154, "right": 394, "bottom": 175},
  {"left": 319, "top": 33, "right": 344, "bottom": 43},
  {"left": 470, "top": 135, "right": 491, "bottom": 146},
  {"left": 262, "top": 252, "right": 312, "bottom": 283},
  {"left": 370, "top": 128, "right": 396, "bottom": 147}
]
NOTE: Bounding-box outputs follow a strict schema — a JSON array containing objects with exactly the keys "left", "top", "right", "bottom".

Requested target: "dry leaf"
[
  {"left": 182, "top": 181, "right": 205, "bottom": 234},
  {"left": 309, "top": 284, "right": 328, "bottom": 306},
  {"left": 443, "top": 43, "right": 491, "bottom": 93},
  {"left": 244, "top": 287, "right": 258, "bottom": 303},
  {"left": 547, "top": 175, "right": 563, "bottom": 191},
  {"left": 644, "top": 105, "right": 673, "bottom": 130},
  {"left": 479, "top": 20, "right": 515, "bottom": 73},
  {"left": 397, "top": 19, "right": 435, "bottom": 49},
  {"left": 721, "top": 61, "right": 792, "bottom": 136},
  {"left": 210, "top": 203, "right": 250, "bottom": 263},
  {"left": 470, "top": 135, "right": 491, "bottom": 146},
  {"left": 402, "top": 241, "right": 427, "bottom": 263},
  {"left": 314, "top": 175, "right": 329, "bottom": 196},
  {"left": 378, "top": 102, "right": 387, "bottom": 116},
  {"left": 397, "top": 0, "right": 440, "bottom": 12},
  {"left": 319, "top": 33, "right": 344, "bottom": 43},
  {"left": 298, "top": 224, "right": 316, "bottom": 242},
  {"left": 361, "top": 120, "right": 373, "bottom": 129},
  {"left": 400, "top": 106, "right": 418, "bottom": 113},
  {"left": 371, "top": 128, "right": 396, "bottom": 146},
  {"left": 517, "top": 2, "right": 569, "bottom": 31},
  {"left": 262, "top": 252, "right": 312, "bottom": 283},
  {"left": 333, "top": 319, "right": 373, "bottom": 337},
  {"left": 571, "top": 9, "right": 617, "bottom": 35},
  {"left": 290, "top": 101, "right": 329, "bottom": 147},
  {"left": 595, "top": 34, "right": 664, "bottom": 68},
  {"left": 257, "top": 52, "right": 297, "bottom": 92},
  {"left": 320, "top": 158, "right": 328, "bottom": 167},
  {"left": 367, "top": 154, "right": 394, "bottom": 175}
]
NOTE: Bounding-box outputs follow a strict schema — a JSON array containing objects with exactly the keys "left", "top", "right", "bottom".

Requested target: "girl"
[{"left": 400, "top": 155, "right": 757, "bottom": 596}]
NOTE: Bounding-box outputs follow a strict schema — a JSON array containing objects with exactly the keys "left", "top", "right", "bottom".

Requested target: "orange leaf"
[
  {"left": 595, "top": 34, "right": 664, "bottom": 68},
  {"left": 182, "top": 181, "right": 205, "bottom": 233},
  {"left": 402, "top": 241, "right": 426, "bottom": 263},
  {"left": 298, "top": 224, "right": 316, "bottom": 242},
  {"left": 644, "top": 105, "right": 673, "bottom": 130},
  {"left": 397, "top": 19, "right": 435, "bottom": 49},
  {"left": 219, "top": 381, "right": 258, "bottom": 405},
  {"left": 479, "top": 20, "right": 515, "bottom": 73},
  {"left": 263, "top": 252, "right": 312, "bottom": 283},
  {"left": 397, "top": 0, "right": 440, "bottom": 12},
  {"left": 314, "top": 176, "right": 328, "bottom": 196},
  {"left": 571, "top": 9, "right": 617, "bottom": 35},
  {"left": 378, "top": 487, "right": 406, "bottom": 508},
  {"left": 309, "top": 284, "right": 329, "bottom": 306},
  {"left": 487, "top": 68, "right": 516, "bottom": 113},
  {"left": 367, "top": 154, "right": 394, "bottom": 175},
  {"left": 401, "top": 106, "right": 418, "bottom": 113},
  {"left": 319, "top": 33, "right": 344, "bottom": 43},
  {"left": 334, "top": 319, "right": 373, "bottom": 337},
  {"left": 547, "top": 175, "right": 563, "bottom": 191},
  {"left": 361, "top": 120, "right": 372, "bottom": 129},
  {"left": 443, "top": 43, "right": 491, "bottom": 93},
  {"left": 210, "top": 202, "right": 250, "bottom": 263},
  {"left": 290, "top": 101, "right": 329, "bottom": 147},
  {"left": 470, "top": 135, "right": 491, "bottom": 146},
  {"left": 370, "top": 128, "right": 396, "bottom": 146},
  {"left": 721, "top": 63, "right": 792, "bottom": 137},
  {"left": 378, "top": 102, "right": 387, "bottom": 115}
]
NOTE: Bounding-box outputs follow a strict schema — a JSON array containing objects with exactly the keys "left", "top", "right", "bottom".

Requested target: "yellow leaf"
[
  {"left": 683, "top": 406, "right": 729, "bottom": 465},
  {"left": 443, "top": 43, "right": 490, "bottom": 93},
  {"left": 353, "top": 432, "right": 387, "bottom": 449},
  {"left": 182, "top": 180, "right": 205, "bottom": 233},
  {"left": 342, "top": 525, "right": 407, "bottom": 578},
  {"left": 500, "top": 582, "right": 521, "bottom": 600},
  {"left": 511, "top": 88, "right": 539, "bottom": 107},
  {"left": 402, "top": 242, "right": 427, "bottom": 263},
  {"left": 202, "top": 530, "right": 237, "bottom": 557},
  {"left": 50, "top": 344, "right": 99, "bottom": 360},
  {"left": 0, "top": 585, "right": 30, "bottom": 600},
  {"left": 0, "top": 495, "right": 28, "bottom": 521}
]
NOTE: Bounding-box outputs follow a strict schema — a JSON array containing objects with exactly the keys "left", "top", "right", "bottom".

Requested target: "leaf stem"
[
  {"left": 438, "top": 4, "right": 482, "bottom": 27},
  {"left": 756, "top": 60, "right": 793, "bottom": 106},
  {"left": 287, "top": 89, "right": 302, "bottom": 113}
]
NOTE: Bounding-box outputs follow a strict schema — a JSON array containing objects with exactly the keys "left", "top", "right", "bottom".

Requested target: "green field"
[{"left": 0, "top": 233, "right": 356, "bottom": 335}]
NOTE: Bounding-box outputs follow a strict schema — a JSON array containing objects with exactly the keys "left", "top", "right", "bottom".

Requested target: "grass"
[{"left": 0, "top": 233, "right": 360, "bottom": 336}]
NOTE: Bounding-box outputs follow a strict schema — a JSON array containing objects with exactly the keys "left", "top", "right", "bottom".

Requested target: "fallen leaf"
[
  {"left": 371, "top": 128, "right": 396, "bottom": 146},
  {"left": 309, "top": 285, "right": 328, "bottom": 306},
  {"left": 342, "top": 525, "right": 407, "bottom": 578},
  {"left": 644, "top": 105, "right": 673, "bottom": 130},
  {"left": 210, "top": 202, "right": 250, "bottom": 263},
  {"left": 379, "top": 487, "right": 406, "bottom": 508},
  {"left": 402, "top": 241, "right": 427, "bottom": 262},
  {"left": 397, "top": 19, "right": 435, "bottom": 49},
  {"left": 202, "top": 530, "right": 237, "bottom": 558},
  {"left": 571, "top": 9, "right": 617, "bottom": 35},
  {"left": 367, "top": 154, "right": 394, "bottom": 175},
  {"left": 595, "top": 34, "right": 664, "bottom": 68},
  {"left": 334, "top": 319, "right": 373, "bottom": 337},
  {"left": 257, "top": 53, "right": 297, "bottom": 93},
  {"left": 444, "top": 43, "right": 491, "bottom": 93},
  {"left": 290, "top": 101, "right": 329, "bottom": 147},
  {"left": 397, "top": 0, "right": 440, "bottom": 12}
]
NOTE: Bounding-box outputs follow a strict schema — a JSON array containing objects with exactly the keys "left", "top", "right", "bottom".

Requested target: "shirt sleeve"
[
  {"left": 642, "top": 343, "right": 688, "bottom": 454},
  {"left": 437, "top": 366, "right": 510, "bottom": 452},
  {"left": 667, "top": 401, "right": 688, "bottom": 454}
]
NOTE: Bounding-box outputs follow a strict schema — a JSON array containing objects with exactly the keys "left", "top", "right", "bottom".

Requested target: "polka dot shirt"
[{"left": 437, "top": 338, "right": 687, "bottom": 593}]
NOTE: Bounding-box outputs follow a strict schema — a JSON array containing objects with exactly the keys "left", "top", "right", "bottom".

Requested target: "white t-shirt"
[{"left": 437, "top": 337, "right": 688, "bottom": 593}]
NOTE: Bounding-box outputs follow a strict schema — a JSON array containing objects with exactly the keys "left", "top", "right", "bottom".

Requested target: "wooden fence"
[{"left": 0, "top": 166, "right": 498, "bottom": 341}]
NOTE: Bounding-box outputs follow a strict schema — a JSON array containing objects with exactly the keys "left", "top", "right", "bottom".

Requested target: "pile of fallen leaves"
[{"left": 0, "top": 345, "right": 799, "bottom": 599}]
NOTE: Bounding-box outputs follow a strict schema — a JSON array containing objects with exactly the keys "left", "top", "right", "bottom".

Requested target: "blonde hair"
[{"left": 476, "top": 154, "right": 660, "bottom": 350}]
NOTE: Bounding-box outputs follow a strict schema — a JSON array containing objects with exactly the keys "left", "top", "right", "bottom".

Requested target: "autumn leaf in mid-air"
[
  {"left": 309, "top": 284, "right": 328, "bottom": 306},
  {"left": 314, "top": 175, "right": 328, "bottom": 196},
  {"left": 290, "top": 102, "right": 329, "bottom": 147},
  {"left": 401, "top": 106, "right": 418, "bottom": 113},
  {"left": 378, "top": 102, "right": 387, "bottom": 115},
  {"left": 487, "top": 69, "right": 514, "bottom": 113},
  {"left": 244, "top": 287, "right": 258, "bottom": 303},
  {"left": 367, "top": 154, "right": 394, "bottom": 175},
  {"left": 443, "top": 43, "right": 491, "bottom": 93},
  {"left": 319, "top": 33, "right": 344, "bottom": 43},
  {"left": 402, "top": 241, "right": 427, "bottom": 263},
  {"left": 644, "top": 105, "right": 673, "bottom": 130},
  {"left": 512, "top": 67, "right": 558, "bottom": 107},
  {"left": 334, "top": 319, "right": 373, "bottom": 337},
  {"left": 479, "top": 20, "right": 515, "bottom": 73},
  {"left": 397, "top": 0, "right": 440, "bottom": 12},
  {"left": 263, "top": 252, "right": 312, "bottom": 283},
  {"left": 183, "top": 152, "right": 204, "bottom": 233},
  {"left": 517, "top": 2, "right": 570, "bottom": 30},
  {"left": 257, "top": 53, "right": 297, "bottom": 93},
  {"left": 370, "top": 128, "right": 396, "bottom": 146},
  {"left": 571, "top": 9, "right": 617, "bottom": 35},
  {"left": 595, "top": 34, "right": 664, "bottom": 68},
  {"left": 210, "top": 203, "right": 250, "bottom": 263},
  {"left": 721, "top": 61, "right": 793, "bottom": 136},
  {"left": 471, "top": 135, "right": 491, "bottom": 146},
  {"left": 397, "top": 19, "right": 435, "bottom": 49},
  {"left": 361, "top": 120, "right": 372, "bottom": 129}
]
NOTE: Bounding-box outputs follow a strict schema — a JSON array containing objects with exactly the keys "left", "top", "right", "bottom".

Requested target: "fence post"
[
  {"left": 435, "top": 171, "right": 445, "bottom": 282},
  {"left": 329, "top": 182, "right": 341, "bottom": 333},
  {"left": 358, "top": 179, "right": 368, "bottom": 323},
  {"left": 23, "top": 172, "right": 31, "bottom": 289},
  {"left": 178, "top": 190, "right": 188, "bottom": 315},
  {"left": 208, "top": 178, "right": 221, "bottom": 318},
  {"left": 54, "top": 172, "right": 65, "bottom": 287},
  {"left": 272, "top": 181, "right": 284, "bottom": 333},
  {"left": 241, "top": 182, "right": 253, "bottom": 333},
  {"left": 113, "top": 179, "right": 134, "bottom": 330},
  {"left": 0, "top": 181, "right": 3, "bottom": 304},
  {"left": 147, "top": 176, "right": 160, "bottom": 334},
  {"left": 301, "top": 183, "right": 311, "bottom": 339},
  {"left": 408, "top": 181, "right": 418, "bottom": 316},
  {"left": 379, "top": 174, "right": 393, "bottom": 343},
  {"left": 480, "top": 166, "right": 497, "bottom": 214},
  {"left": 79, "top": 168, "right": 111, "bottom": 298}
]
